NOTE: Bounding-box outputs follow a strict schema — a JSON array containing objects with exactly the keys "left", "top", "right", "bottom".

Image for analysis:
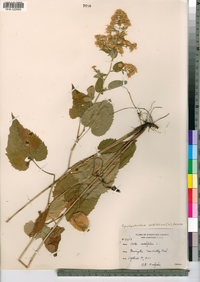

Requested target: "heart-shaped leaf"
[
  {"left": 6, "top": 114, "right": 48, "bottom": 171},
  {"left": 81, "top": 100, "right": 114, "bottom": 136}
]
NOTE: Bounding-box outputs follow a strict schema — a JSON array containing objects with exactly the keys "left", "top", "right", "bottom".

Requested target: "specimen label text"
[{"left": 119, "top": 228, "right": 187, "bottom": 269}]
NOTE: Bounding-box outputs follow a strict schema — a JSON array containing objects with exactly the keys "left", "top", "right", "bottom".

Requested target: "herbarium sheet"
[{"left": 0, "top": 0, "right": 188, "bottom": 270}]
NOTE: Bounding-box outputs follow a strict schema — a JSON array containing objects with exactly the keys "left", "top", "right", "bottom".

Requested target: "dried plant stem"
[
  {"left": 6, "top": 185, "right": 52, "bottom": 223},
  {"left": 67, "top": 120, "right": 91, "bottom": 170},
  {"left": 30, "top": 159, "right": 56, "bottom": 205},
  {"left": 31, "top": 159, "right": 55, "bottom": 181},
  {"left": 18, "top": 121, "right": 158, "bottom": 268},
  {"left": 18, "top": 236, "right": 35, "bottom": 267},
  {"left": 18, "top": 174, "right": 102, "bottom": 268},
  {"left": 123, "top": 86, "right": 137, "bottom": 108},
  {"left": 67, "top": 60, "right": 114, "bottom": 170},
  {"left": 6, "top": 161, "right": 56, "bottom": 223},
  {"left": 94, "top": 60, "right": 113, "bottom": 103},
  {"left": 6, "top": 115, "right": 160, "bottom": 224},
  {"left": 67, "top": 120, "right": 82, "bottom": 169}
]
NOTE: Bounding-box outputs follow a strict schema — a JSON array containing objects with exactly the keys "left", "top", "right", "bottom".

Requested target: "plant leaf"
[
  {"left": 69, "top": 212, "right": 89, "bottom": 232},
  {"left": 98, "top": 138, "right": 137, "bottom": 168},
  {"left": 119, "top": 141, "right": 137, "bottom": 169},
  {"left": 24, "top": 221, "right": 35, "bottom": 237},
  {"left": 53, "top": 138, "right": 136, "bottom": 231},
  {"left": 93, "top": 69, "right": 106, "bottom": 79},
  {"left": 53, "top": 173, "right": 79, "bottom": 199},
  {"left": 87, "top": 85, "right": 95, "bottom": 100},
  {"left": 65, "top": 153, "right": 120, "bottom": 221},
  {"left": 35, "top": 225, "right": 51, "bottom": 240},
  {"left": 46, "top": 195, "right": 68, "bottom": 221},
  {"left": 6, "top": 114, "right": 48, "bottom": 171},
  {"left": 108, "top": 80, "right": 127, "bottom": 90},
  {"left": 81, "top": 100, "right": 114, "bottom": 136},
  {"left": 69, "top": 85, "right": 93, "bottom": 119},
  {"left": 109, "top": 48, "right": 118, "bottom": 59},
  {"left": 98, "top": 138, "right": 124, "bottom": 153},
  {"left": 43, "top": 226, "right": 65, "bottom": 256},
  {"left": 95, "top": 78, "right": 104, "bottom": 93},
  {"left": 70, "top": 157, "right": 94, "bottom": 183},
  {"left": 29, "top": 208, "right": 49, "bottom": 237},
  {"left": 65, "top": 180, "right": 108, "bottom": 221},
  {"left": 113, "top": 61, "right": 124, "bottom": 72},
  {"left": 24, "top": 221, "right": 51, "bottom": 239}
]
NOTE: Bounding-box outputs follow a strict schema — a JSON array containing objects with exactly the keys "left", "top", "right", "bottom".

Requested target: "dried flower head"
[
  {"left": 123, "top": 63, "right": 138, "bottom": 78},
  {"left": 95, "top": 9, "right": 137, "bottom": 56}
]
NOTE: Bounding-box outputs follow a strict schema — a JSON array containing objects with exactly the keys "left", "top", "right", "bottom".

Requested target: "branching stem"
[
  {"left": 30, "top": 159, "right": 56, "bottom": 206},
  {"left": 18, "top": 120, "right": 158, "bottom": 268},
  {"left": 67, "top": 119, "right": 82, "bottom": 169},
  {"left": 67, "top": 59, "right": 114, "bottom": 171},
  {"left": 6, "top": 184, "right": 52, "bottom": 223}
]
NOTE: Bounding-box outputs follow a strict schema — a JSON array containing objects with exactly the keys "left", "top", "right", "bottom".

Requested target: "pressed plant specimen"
[{"left": 5, "top": 9, "right": 168, "bottom": 268}]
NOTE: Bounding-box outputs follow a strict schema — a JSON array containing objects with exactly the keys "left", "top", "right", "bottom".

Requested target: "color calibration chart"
[
  {"left": 188, "top": 131, "right": 198, "bottom": 260},
  {"left": 188, "top": 0, "right": 200, "bottom": 262}
]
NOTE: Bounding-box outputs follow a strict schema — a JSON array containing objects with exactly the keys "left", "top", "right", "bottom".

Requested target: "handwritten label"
[
  {"left": 83, "top": 4, "right": 91, "bottom": 8},
  {"left": 121, "top": 222, "right": 184, "bottom": 228},
  {"left": 119, "top": 228, "right": 187, "bottom": 269}
]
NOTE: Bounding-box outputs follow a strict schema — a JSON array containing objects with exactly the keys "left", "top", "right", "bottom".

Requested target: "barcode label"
[{"left": 0, "top": 1, "right": 27, "bottom": 11}]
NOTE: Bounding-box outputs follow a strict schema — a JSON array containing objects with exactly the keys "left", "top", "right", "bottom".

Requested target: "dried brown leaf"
[
  {"left": 87, "top": 85, "right": 95, "bottom": 100},
  {"left": 69, "top": 212, "right": 89, "bottom": 232},
  {"left": 6, "top": 114, "right": 48, "bottom": 171},
  {"left": 43, "top": 226, "right": 64, "bottom": 256},
  {"left": 24, "top": 221, "right": 34, "bottom": 237},
  {"left": 66, "top": 197, "right": 76, "bottom": 209},
  {"left": 69, "top": 85, "right": 93, "bottom": 119},
  {"left": 65, "top": 153, "right": 120, "bottom": 221},
  {"left": 24, "top": 220, "right": 51, "bottom": 239},
  {"left": 53, "top": 173, "right": 79, "bottom": 201},
  {"left": 35, "top": 225, "right": 51, "bottom": 240},
  {"left": 29, "top": 208, "right": 49, "bottom": 237},
  {"left": 46, "top": 196, "right": 67, "bottom": 221}
]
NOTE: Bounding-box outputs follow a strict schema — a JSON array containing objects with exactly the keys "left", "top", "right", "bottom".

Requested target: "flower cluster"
[
  {"left": 112, "top": 61, "right": 137, "bottom": 78},
  {"left": 95, "top": 9, "right": 137, "bottom": 56},
  {"left": 123, "top": 63, "right": 137, "bottom": 78}
]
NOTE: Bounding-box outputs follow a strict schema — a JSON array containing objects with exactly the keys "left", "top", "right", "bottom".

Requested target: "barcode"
[{"left": 2, "top": 2, "right": 25, "bottom": 10}]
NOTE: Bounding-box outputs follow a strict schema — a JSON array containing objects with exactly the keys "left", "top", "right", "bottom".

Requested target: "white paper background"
[
  {"left": 0, "top": 0, "right": 187, "bottom": 270},
  {"left": 119, "top": 228, "right": 187, "bottom": 269}
]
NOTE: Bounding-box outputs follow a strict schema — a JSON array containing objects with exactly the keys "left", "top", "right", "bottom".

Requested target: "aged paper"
[
  {"left": 0, "top": 0, "right": 187, "bottom": 269},
  {"left": 119, "top": 228, "right": 187, "bottom": 269}
]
